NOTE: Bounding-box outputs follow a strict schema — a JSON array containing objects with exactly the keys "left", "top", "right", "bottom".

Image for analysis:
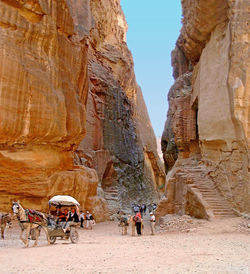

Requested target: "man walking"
[{"left": 150, "top": 212, "right": 156, "bottom": 235}]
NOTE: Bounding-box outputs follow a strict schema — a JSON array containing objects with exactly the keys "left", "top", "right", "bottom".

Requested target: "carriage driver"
[{"left": 63, "top": 205, "right": 80, "bottom": 232}]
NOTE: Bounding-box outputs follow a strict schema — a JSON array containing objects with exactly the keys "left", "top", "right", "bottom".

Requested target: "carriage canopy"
[{"left": 49, "top": 195, "right": 80, "bottom": 207}]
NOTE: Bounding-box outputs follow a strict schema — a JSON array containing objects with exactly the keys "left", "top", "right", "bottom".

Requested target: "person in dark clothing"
[
  {"left": 63, "top": 206, "right": 79, "bottom": 232},
  {"left": 79, "top": 211, "right": 85, "bottom": 228},
  {"left": 68, "top": 208, "right": 79, "bottom": 222},
  {"left": 58, "top": 208, "right": 68, "bottom": 222},
  {"left": 152, "top": 203, "right": 157, "bottom": 212},
  {"left": 133, "top": 204, "right": 140, "bottom": 214},
  {"left": 148, "top": 204, "right": 153, "bottom": 214},
  {"left": 139, "top": 205, "right": 143, "bottom": 218},
  {"left": 134, "top": 212, "right": 143, "bottom": 236}
]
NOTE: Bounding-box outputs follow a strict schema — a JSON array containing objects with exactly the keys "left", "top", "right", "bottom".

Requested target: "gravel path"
[{"left": 0, "top": 216, "right": 249, "bottom": 273}]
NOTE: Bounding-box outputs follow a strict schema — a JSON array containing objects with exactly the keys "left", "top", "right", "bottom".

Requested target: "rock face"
[
  {"left": 77, "top": 0, "right": 165, "bottom": 214},
  {"left": 0, "top": 0, "right": 164, "bottom": 217},
  {"left": 159, "top": 0, "right": 250, "bottom": 219}
]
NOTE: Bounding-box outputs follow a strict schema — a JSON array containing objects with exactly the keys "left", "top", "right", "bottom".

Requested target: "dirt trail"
[{"left": 0, "top": 216, "right": 250, "bottom": 273}]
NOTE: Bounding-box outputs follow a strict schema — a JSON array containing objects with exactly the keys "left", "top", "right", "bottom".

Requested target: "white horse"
[{"left": 12, "top": 201, "right": 51, "bottom": 247}]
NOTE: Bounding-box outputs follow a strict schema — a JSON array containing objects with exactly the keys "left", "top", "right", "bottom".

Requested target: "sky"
[{"left": 120, "top": 1, "right": 182, "bottom": 137}]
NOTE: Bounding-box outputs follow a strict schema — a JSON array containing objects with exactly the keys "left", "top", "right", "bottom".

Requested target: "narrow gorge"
[
  {"left": 0, "top": 0, "right": 249, "bottom": 222},
  {"left": 0, "top": 0, "right": 165, "bottom": 219}
]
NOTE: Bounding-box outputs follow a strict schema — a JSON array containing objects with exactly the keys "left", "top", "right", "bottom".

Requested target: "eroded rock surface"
[
  {"left": 0, "top": 0, "right": 164, "bottom": 217},
  {"left": 77, "top": 0, "right": 165, "bottom": 214},
  {"left": 159, "top": 0, "right": 250, "bottom": 219},
  {"left": 0, "top": 0, "right": 109, "bottom": 220}
]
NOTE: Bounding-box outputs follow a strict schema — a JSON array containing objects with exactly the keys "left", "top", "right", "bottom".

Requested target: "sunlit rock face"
[
  {"left": 77, "top": 0, "right": 165, "bottom": 213},
  {"left": 0, "top": 0, "right": 164, "bottom": 217},
  {"left": 159, "top": 0, "right": 250, "bottom": 219},
  {"left": 0, "top": 0, "right": 108, "bottom": 220}
]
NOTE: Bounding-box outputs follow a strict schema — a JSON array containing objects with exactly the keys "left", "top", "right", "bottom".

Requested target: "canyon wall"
[
  {"left": 159, "top": 0, "right": 250, "bottom": 219},
  {"left": 77, "top": 0, "right": 165, "bottom": 214},
  {"left": 0, "top": 0, "right": 164, "bottom": 217}
]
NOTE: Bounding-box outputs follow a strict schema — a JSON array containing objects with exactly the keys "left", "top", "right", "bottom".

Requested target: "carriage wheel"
[
  {"left": 70, "top": 227, "right": 78, "bottom": 243},
  {"left": 50, "top": 236, "right": 56, "bottom": 244}
]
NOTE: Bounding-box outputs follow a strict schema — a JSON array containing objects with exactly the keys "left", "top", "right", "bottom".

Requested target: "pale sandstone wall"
[
  {"left": 195, "top": 20, "right": 249, "bottom": 211},
  {"left": 159, "top": 0, "right": 249, "bottom": 218}
]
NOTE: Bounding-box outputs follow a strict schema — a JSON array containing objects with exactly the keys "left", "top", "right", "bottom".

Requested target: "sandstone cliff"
[
  {"left": 0, "top": 0, "right": 164, "bottom": 217},
  {"left": 77, "top": 0, "right": 165, "bottom": 214},
  {"left": 159, "top": 0, "right": 250, "bottom": 219}
]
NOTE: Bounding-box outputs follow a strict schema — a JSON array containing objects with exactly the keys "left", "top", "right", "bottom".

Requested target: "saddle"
[
  {"left": 25, "top": 209, "right": 44, "bottom": 223},
  {"left": 120, "top": 216, "right": 129, "bottom": 226}
]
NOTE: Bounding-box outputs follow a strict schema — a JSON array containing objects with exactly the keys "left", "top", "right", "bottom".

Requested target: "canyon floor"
[{"left": 0, "top": 214, "right": 250, "bottom": 274}]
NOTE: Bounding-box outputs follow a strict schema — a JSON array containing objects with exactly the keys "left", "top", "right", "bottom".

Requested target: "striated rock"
[
  {"left": 77, "top": 0, "right": 165, "bottom": 214},
  {"left": 159, "top": 0, "right": 250, "bottom": 219},
  {"left": 0, "top": 0, "right": 164, "bottom": 217},
  {"left": 161, "top": 72, "right": 196, "bottom": 174},
  {"left": 0, "top": 0, "right": 107, "bottom": 219}
]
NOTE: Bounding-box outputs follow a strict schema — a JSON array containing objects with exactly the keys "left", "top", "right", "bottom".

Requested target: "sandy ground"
[{"left": 0, "top": 215, "right": 250, "bottom": 274}]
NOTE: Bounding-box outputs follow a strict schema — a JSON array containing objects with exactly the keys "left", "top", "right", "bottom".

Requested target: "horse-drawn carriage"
[
  {"left": 12, "top": 195, "right": 80, "bottom": 247},
  {"left": 48, "top": 195, "right": 79, "bottom": 244}
]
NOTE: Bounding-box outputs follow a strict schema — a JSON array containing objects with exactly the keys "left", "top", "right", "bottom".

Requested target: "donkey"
[
  {"left": 0, "top": 213, "right": 12, "bottom": 239},
  {"left": 118, "top": 215, "right": 130, "bottom": 235},
  {"left": 12, "top": 201, "right": 51, "bottom": 247}
]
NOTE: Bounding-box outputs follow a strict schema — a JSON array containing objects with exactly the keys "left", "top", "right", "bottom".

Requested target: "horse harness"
[{"left": 16, "top": 209, "right": 45, "bottom": 229}]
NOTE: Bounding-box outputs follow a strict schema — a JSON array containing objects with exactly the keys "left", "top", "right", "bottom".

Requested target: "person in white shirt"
[{"left": 149, "top": 212, "right": 156, "bottom": 235}]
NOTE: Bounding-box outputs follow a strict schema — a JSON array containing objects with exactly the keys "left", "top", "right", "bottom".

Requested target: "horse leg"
[
  {"left": 1, "top": 225, "right": 4, "bottom": 239},
  {"left": 25, "top": 224, "right": 31, "bottom": 247},
  {"left": 33, "top": 227, "right": 39, "bottom": 247},
  {"left": 20, "top": 228, "right": 26, "bottom": 245},
  {"left": 124, "top": 226, "right": 128, "bottom": 235},
  {"left": 42, "top": 226, "right": 51, "bottom": 245},
  {"left": 131, "top": 222, "right": 135, "bottom": 236}
]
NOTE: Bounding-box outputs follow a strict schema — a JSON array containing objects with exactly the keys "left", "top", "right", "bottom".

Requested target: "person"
[
  {"left": 140, "top": 205, "right": 144, "bottom": 218},
  {"left": 86, "top": 211, "right": 94, "bottom": 230},
  {"left": 131, "top": 204, "right": 135, "bottom": 214},
  {"left": 152, "top": 203, "right": 157, "bottom": 212},
  {"left": 133, "top": 204, "right": 140, "bottom": 214},
  {"left": 79, "top": 211, "right": 85, "bottom": 228},
  {"left": 58, "top": 208, "right": 68, "bottom": 222},
  {"left": 67, "top": 207, "right": 79, "bottom": 223},
  {"left": 148, "top": 204, "right": 153, "bottom": 214},
  {"left": 134, "top": 212, "right": 143, "bottom": 236},
  {"left": 149, "top": 212, "right": 156, "bottom": 235},
  {"left": 142, "top": 204, "right": 147, "bottom": 214},
  {"left": 63, "top": 206, "right": 79, "bottom": 233}
]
